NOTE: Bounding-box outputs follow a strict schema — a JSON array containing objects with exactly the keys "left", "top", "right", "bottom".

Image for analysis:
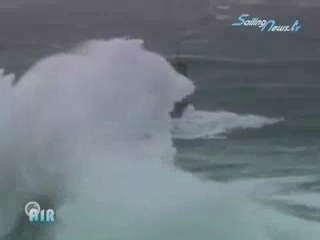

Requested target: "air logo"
[{"left": 25, "top": 201, "right": 55, "bottom": 223}]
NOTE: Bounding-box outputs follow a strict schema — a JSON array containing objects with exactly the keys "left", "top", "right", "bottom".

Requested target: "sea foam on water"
[{"left": 0, "top": 39, "right": 319, "bottom": 240}]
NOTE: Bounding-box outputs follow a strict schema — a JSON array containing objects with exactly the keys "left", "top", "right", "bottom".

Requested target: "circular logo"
[{"left": 25, "top": 201, "right": 41, "bottom": 217}]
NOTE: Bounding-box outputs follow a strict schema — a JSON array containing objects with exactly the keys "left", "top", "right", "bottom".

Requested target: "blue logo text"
[
  {"left": 232, "top": 14, "right": 302, "bottom": 32},
  {"left": 25, "top": 201, "right": 55, "bottom": 224}
]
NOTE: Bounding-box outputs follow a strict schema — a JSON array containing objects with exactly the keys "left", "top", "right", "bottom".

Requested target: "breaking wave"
[
  {"left": 0, "top": 38, "right": 319, "bottom": 240},
  {"left": 172, "top": 106, "right": 282, "bottom": 139}
]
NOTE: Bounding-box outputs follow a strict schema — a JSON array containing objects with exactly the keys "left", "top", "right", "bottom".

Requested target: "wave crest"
[{"left": 172, "top": 106, "right": 283, "bottom": 139}]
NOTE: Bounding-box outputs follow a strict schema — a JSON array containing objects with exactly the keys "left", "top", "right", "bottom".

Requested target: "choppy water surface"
[{"left": 0, "top": 38, "right": 319, "bottom": 240}]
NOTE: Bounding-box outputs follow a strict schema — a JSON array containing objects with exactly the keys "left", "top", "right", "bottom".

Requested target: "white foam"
[
  {"left": 172, "top": 106, "right": 282, "bottom": 139},
  {"left": 0, "top": 38, "right": 319, "bottom": 240}
]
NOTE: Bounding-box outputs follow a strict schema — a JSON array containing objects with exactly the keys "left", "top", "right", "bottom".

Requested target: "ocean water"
[{"left": 0, "top": 38, "right": 319, "bottom": 240}]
